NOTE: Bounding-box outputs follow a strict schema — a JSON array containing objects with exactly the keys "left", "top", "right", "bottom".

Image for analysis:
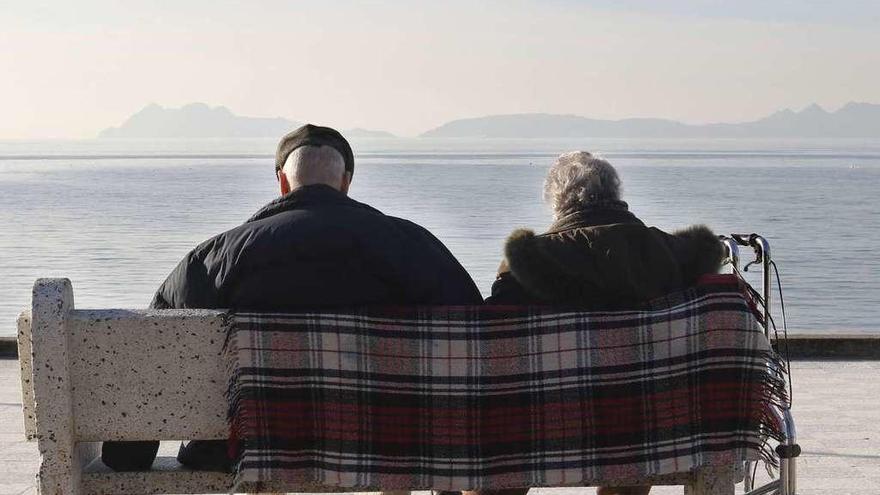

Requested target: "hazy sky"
[{"left": 2, "top": 0, "right": 880, "bottom": 138}]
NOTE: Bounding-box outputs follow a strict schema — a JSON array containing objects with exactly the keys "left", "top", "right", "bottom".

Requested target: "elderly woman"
[
  {"left": 476, "top": 151, "right": 723, "bottom": 495},
  {"left": 488, "top": 151, "right": 722, "bottom": 308}
]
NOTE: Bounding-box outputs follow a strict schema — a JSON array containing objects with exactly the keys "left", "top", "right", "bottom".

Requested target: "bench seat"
[{"left": 82, "top": 457, "right": 233, "bottom": 495}]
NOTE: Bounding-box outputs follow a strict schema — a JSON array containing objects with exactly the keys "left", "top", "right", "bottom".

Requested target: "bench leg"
[
  {"left": 684, "top": 465, "right": 736, "bottom": 495},
  {"left": 31, "top": 279, "right": 83, "bottom": 495},
  {"left": 17, "top": 311, "right": 37, "bottom": 440}
]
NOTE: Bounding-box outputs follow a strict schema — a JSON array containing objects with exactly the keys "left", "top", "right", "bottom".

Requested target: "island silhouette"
[{"left": 101, "top": 102, "right": 880, "bottom": 139}]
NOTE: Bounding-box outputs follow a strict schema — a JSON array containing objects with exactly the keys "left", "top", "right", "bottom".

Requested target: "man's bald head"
[{"left": 278, "top": 145, "right": 351, "bottom": 195}]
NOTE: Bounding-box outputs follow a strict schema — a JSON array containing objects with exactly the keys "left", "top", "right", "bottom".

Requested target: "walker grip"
[{"left": 775, "top": 443, "right": 801, "bottom": 459}]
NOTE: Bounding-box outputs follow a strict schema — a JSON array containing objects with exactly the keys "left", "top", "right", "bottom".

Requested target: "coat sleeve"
[{"left": 485, "top": 260, "right": 535, "bottom": 305}]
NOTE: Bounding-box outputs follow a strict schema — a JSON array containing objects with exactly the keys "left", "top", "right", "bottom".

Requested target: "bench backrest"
[
  {"left": 17, "top": 277, "right": 756, "bottom": 494},
  {"left": 19, "top": 278, "right": 229, "bottom": 443}
]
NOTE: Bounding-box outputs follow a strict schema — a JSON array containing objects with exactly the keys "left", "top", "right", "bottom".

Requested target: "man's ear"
[
  {"left": 278, "top": 169, "right": 292, "bottom": 196},
  {"left": 339, "top": 172, "right": 352, "bottom": 195}
]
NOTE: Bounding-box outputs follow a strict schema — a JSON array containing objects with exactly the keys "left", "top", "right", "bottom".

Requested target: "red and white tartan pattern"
[{"left": 225, "top": 274, "right": 784, "bottom": 491}]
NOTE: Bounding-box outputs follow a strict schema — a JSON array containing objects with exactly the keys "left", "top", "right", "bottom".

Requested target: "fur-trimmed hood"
[{"left": 499, "top": 220, "right": 723, "bottom": 306}]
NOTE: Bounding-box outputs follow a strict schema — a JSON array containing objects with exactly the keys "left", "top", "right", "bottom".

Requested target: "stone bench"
[{"left": 17, "top": 278, "right": 742, "bottom": 495}]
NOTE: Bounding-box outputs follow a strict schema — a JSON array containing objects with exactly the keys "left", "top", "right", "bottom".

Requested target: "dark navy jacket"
[{"left": 152, "top": 184, "right": 480, "bottom": 309}]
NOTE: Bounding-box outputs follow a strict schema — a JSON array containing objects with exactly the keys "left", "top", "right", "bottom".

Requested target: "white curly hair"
[{"left": 543, "top": 151, "right": 621, "bottom": 219}]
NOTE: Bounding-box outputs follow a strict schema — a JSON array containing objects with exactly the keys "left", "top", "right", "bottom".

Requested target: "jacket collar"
[
  {"left": 546, "top": 201, "right": 643, "bottom": 234},
  {"left": 246, "top": 184, "right": 371, "bottom": 223},
  {"left": 502, "top": 222, "right": 723, "bottom": 304}
]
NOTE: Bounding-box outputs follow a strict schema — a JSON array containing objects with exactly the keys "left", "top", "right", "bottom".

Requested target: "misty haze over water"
[{"left": 1, "top": 137, "right": 879, "bottom": 335}]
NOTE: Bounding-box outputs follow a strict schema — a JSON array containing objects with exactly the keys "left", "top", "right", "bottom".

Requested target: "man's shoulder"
[
  {"left": 185, "top": 199, "right": 435, "bottom": 265},
  {"left": 170, "top": 221, "right": 259, "bottom": 279},
  {"left": 383, "top": 215, "right": 458, "bottom": 252},
  {"left": 181, "top": 190, "right": 454, "bottom": 268},
  {"left": 384, "top": 215, "right": 433, "bottom": 235},
  {"left": 181, "top": 231, "right": 225, "bottom": 262}
]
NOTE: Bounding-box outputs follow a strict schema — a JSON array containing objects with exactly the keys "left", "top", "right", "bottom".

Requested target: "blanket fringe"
[{"left": 223, "top": 321, "right": 247, "bottom": 479}]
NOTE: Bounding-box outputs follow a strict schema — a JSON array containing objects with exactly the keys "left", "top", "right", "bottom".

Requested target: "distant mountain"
[
  {"left": 421, "top": 102, "right": 880, "bottom": 138},
  {"left": 345, "top": 127, "right": 396, "bottom": 138},
  {"left": 99, "top": 103, "right": 296, "bottom": 138},
  {"left": 100, "top": 103, "right": 395, "bottom": 138}
]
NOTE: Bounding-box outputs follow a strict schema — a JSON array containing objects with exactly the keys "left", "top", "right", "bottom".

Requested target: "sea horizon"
[{"left": 2, "top": 136, "right": 879, "bottom": 336}]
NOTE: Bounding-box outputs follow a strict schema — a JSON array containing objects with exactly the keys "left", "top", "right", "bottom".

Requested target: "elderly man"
[
  {"left": 102, "top": 124, "right": 482, "bottom": 472},
  {"left": 480, "top": 151, "right": 723, "bottom": 495}
]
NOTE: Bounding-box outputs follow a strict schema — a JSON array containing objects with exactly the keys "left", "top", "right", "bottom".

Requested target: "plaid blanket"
[{"left": 225, "top": 274, "right": 785, "bottom": 491}]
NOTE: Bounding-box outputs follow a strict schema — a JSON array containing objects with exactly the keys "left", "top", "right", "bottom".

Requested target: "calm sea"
[{"left": 2, "top": 137, "right": 879, "bottom": 335}]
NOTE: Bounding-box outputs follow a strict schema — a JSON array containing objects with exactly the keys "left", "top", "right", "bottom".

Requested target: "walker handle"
[{"left": 719, "top": 233, "right": 773, "bottom": 337}]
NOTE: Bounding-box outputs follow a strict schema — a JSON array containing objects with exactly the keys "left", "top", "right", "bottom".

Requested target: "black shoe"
[
  {"left": 101, "top": 441, "right": 160, "bottom": 471},
  {"left": 176, "top": 440, "right": 232, "bottom": 473}
]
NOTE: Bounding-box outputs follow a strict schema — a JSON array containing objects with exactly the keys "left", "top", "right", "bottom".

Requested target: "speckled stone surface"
[
  {"left": 19, "top": 279, "right": 234, "bottom": 494},
  {"left": 81, "top": 457, "right": 232, "bottom": 494},
  {"left": 16, "top": 312, "right": 34, "bottom": 440},
  {"left": 67, "top": 309, "right": 228, "bottom": 442},
  {"left": 29, "top": 278, "right": 100, "bottom": 494}
]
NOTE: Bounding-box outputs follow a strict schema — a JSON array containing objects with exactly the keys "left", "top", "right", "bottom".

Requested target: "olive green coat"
[{"left": 487, "top": 204, "right": 723, "bottom": 307}]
